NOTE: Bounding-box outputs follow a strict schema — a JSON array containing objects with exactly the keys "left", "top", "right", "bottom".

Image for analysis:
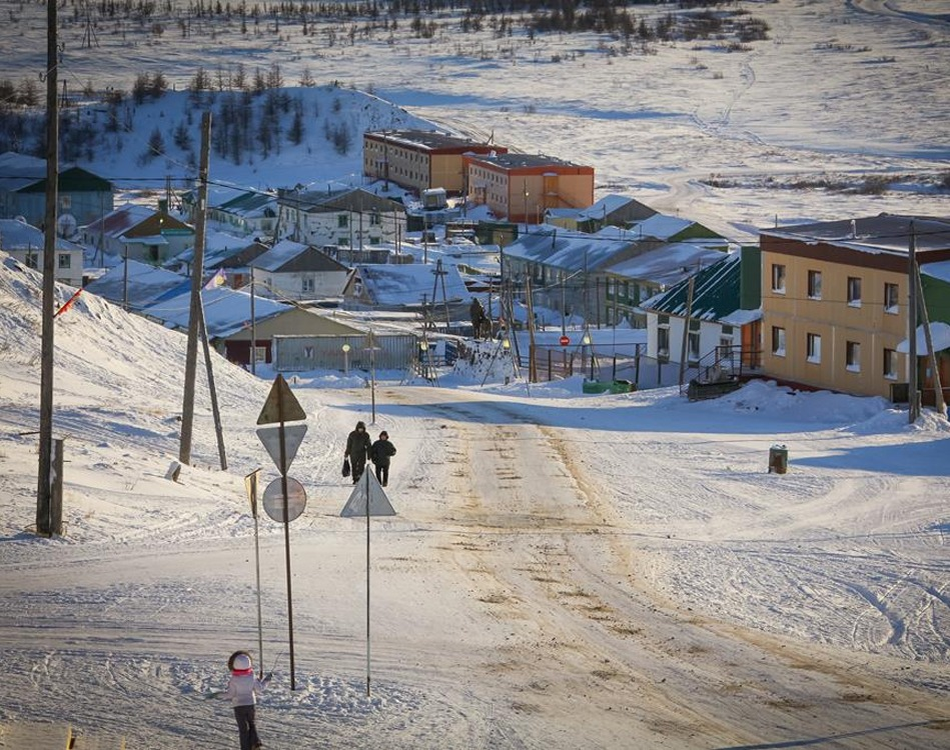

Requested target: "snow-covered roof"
[
  {"left": 354, "top": 263, "right": 472, "bottom": 307},
  {"left": 81, "top": 204, "right": 158, "bottom": 239},
  {"left": 720, "top": 308, "right": 763, "bottom": 326},
  {"left": 0, "top": 151, "right": 45, "bottom": 192},
  {"left": 249, "top": 239, "right": 309, "bottom": 272},
  {"left": 920, "top": 259, "right": 950, "bottom": 284},
  {"left": 606, "top": 243, "right": 728, "bottom": 287},
  {"left": 141, "top": 286, "right": 292, "bottom": 338},
  {"left": 628, "top": 213, "right": 695, "bottom": 241},
  {"left": 0, "top": 218, "right": 83, "bottom": 254},
  {"left": 897, "top": 322, "right": 950, "bottom": 355},
  {"left": 576, "top": 194, "right": 645, "bottom": 222},
  {"left": 85, "top": 260, "right": 186, "bottom": 311},
  {"left": 503, "top": 225, "right": 635, "bottom": 273},
  {"left": 761, "top": 214, "right": 950, "bottom": 255}
]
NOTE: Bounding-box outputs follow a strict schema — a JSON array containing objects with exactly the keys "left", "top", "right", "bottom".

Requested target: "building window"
[
  {"left": 61, "top": 195, "right": 71, "bottom": 210},
  {"left": 806, "top": 333, "right": 821, "bottom": 363},
  {"left": 302, "top": 278, "right": 315, "bottom": 293},
  {"left": 58, "top": 253, "right": 71, "bottom": 269},
  {"left": 847, "top": 276, "right": 862, "bottom": 307},
  {"left": 720, "top": 324, "right": 734, "bottom": 351},
  {"left": 370, "top": 212, "right": 381, "bottom": 226},
  {"left": 883, "top": 348, "right": 898, "bottom": 380},
  {"left": 771, "top": 326, "right": 786, "bottom": 357},
  {"left": 337, "top": 214, "right": 349, "bottom": 228},
  {"left": 657, "top": 314, "right": 670, "bottom": 358},
  {"left": 884, "top": 282, "right": 900, "bottom": 314},
  {"left": 771, "top": 263, "right": 786, "bottom": 293},
  {"left": 253, "top": 345, "right": 267, "bottom": 363},
  {"left": 807, "top": 270, "right": 822, "bottom": 299},
  {"left": 687, "top": 320, "right": 701, "bottom": 363},
  {"left": 304, "top": 346, "right": 314, "bottom": 359},
  {"left": 846, "top": 341, "right": 861, "bottom": 372}
]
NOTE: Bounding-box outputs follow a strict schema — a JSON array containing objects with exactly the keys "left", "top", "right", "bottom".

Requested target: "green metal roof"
[{"left": 641, "top": 251, "right": 742, "bottom": 321}]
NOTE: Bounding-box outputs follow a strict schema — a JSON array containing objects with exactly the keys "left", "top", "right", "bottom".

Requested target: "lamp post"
[
  {"left": 342, "top": 342, "right": 351, "bottom": 375},
  {"left": 419, "top": 338, "right": 429, "bottom": 379},
  {"left": 582, "top": 332, "right": 592, "bottom": 380}
]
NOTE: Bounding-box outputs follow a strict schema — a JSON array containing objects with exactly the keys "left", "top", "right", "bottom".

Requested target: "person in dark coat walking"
[
  {"left": 345, "top": 421, "right": 372, "bottom": 484},
  {"left": 369, "top": 431, "right": 397, "bottom": 487}
]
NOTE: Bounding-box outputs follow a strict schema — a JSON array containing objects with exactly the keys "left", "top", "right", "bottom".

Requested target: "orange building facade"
[{"left": 464, "top": 153, "right": 594, "bottom": 224}]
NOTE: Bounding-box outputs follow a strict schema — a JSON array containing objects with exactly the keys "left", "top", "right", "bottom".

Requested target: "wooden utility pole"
[
  {"left": 36, "top": 0, "right": 60, "bottom": 535},
  {"left": 525, "top": 276, "right": 537, "bottom": 383},
  {"left": 179, "top": 112, "right": 212, "bottom": 464},
  {"left": 678, "top": 275, "right": 696, "bottom": 390},
  {"left": 908, "top": 224, "right": 920, "bottom": 423},
  {"left": 913, "top": 255, "right": 946, "bottom": 415},
  {"left": 198, "top": 300, "right": 228, "bottom": 469}
]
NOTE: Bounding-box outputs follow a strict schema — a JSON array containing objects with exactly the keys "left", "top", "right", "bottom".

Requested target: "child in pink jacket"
[{"left": 221, "top": 651, "right": 270, "bottom": 750}]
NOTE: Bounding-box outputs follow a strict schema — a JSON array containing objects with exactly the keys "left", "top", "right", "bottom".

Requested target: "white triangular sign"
[
  {"left": 340, "top": 470, "right": 396, "bottom": 517},
  {"left": 256, "top": 424, "right": 308, "bottom": 475}
]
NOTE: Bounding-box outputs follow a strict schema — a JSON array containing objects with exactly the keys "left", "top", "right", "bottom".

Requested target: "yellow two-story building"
[{"left": 760, "top": 214, "right": 950, "bottom": 400}]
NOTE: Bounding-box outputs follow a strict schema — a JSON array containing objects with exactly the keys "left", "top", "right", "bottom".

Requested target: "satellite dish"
[{"left": 57, "top": 213, "right": 78, "bottom": 238}]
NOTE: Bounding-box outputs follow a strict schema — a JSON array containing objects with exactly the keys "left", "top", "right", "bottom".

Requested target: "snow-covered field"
[
  {"left": 2, "top": 251, "right": 950, "bottom": 748},
  {"left": 2, "top": 0, "right": 950, "bottom": 747},
  {"left": 0, "top": 0, "right": 947, "bottom": 240}
]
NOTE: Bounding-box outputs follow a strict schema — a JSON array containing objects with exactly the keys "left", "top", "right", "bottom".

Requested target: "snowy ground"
[{"left": 2, "top": 250, "right": 950, "bottom": 748}]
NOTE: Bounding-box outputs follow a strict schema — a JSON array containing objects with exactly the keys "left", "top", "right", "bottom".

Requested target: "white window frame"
[
  {"left": 883, "top": 348, "right": 898, "bottom": 380},
  {"left": 845, "top": 341, "right": 861, "bottom": 372},
  {"left": 807, "top": 270, "right": 822, "bottom": 300},
  {"left": 884, "top": 283, "right": 900, "bottom": 314},
  {"left": 771, "top": 263, "right": 786, "bottom": 293},
  {"left": 807, "top": 333, "right": 822, "bottom": 364},
  {"left": 771, "top": 326, "right": 786, "bottom": 357},
  {"left": 847, "top": 276, "right": 862, "bottom": 307}
]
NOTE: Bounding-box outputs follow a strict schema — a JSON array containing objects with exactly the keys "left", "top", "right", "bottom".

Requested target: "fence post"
[{"left": 547, "top": 349, "right": 552, "bottom": 381}]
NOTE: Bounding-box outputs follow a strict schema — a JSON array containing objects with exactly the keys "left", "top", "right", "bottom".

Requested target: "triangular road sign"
[
  {"left": 257, "top": 374, "right": 307, "bottom": 425},
  {"left": 256, "top": 424, "right": 308, "bottom": 476},
  {"left": 340, "top": 470, "right": 396, "bottom": 517}
]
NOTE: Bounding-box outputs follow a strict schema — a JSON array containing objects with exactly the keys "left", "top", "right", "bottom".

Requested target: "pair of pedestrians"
[{"left": 344, "top": 421, "right": 397, "bottom": 487}]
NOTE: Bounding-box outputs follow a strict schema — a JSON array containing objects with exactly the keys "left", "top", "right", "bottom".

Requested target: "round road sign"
[
  {"left": 559, "top": 335, "right": 570, "bottom": 347},
  {"left": 262, "top": 476, "right": 307, "bottom": 523}
]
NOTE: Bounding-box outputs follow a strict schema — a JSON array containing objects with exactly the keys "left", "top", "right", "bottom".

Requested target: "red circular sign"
[{"left": 559, "top": 335, "right": 570, "bottom": 347}]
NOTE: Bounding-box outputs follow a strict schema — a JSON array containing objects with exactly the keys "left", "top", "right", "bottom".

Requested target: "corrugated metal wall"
[{"left": 273, "top": 334, "right": 418, "bottom": 372}]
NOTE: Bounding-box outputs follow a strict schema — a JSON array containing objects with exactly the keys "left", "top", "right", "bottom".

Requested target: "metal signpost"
[
  {"left": 256, "top": 374, "right": 308, "bottom": 691},
  {"left": 244, "top": 469, "right": 264, "bottom": 677},
  {"left": 340, "top": 469, "right": 396, "bottom": 696}
]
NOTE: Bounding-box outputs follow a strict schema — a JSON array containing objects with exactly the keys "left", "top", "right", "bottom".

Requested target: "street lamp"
[
  {"left": 342, "top": 342, "right": 351, "bottom": 375},
  {"left": 582, "top": 333, "right": 592, "bottom": 380},
  {"left": 419, "top": 338, "right": 429, "bottom": 379}
]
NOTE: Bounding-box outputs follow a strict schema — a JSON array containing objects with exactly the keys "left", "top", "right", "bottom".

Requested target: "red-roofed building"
[{"left": 80, "top": 204, "right": 194, "bottom": 265}]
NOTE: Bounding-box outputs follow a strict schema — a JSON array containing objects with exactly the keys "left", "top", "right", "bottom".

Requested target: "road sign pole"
[
  {"left": 245, "top": 470, "right": 264, "bottom": 678},
  {"left": 365, "top": 468, "right": 371, "bottom": 697},
  {"left": 256, "top": 375, "right": 308, "bottom": 693},
  {"left": 277, "top": 390, "right": 297, "bottom": 691}
]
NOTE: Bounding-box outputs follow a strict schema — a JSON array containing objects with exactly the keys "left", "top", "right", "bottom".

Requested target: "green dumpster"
[{"left": 768, "top": 444, "right": 788, "bottom": 474}]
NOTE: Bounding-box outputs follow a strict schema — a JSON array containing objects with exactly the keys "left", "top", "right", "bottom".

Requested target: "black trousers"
[
  {"left": 234, "top": 704, "right": 261, "bottom": 750},
  {"left": 374, "top": 463, "right": 390, "bottom": 486},
  {"left": 351, "top": 456, "right": 367, "bottom": 483}
]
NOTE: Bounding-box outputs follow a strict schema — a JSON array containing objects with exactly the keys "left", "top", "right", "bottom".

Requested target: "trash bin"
[{"left": 768, "top": 444, "right": 788, "bottom": 474}]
